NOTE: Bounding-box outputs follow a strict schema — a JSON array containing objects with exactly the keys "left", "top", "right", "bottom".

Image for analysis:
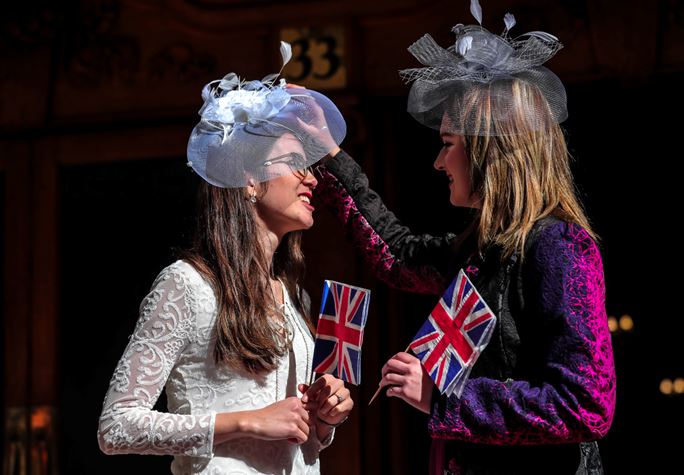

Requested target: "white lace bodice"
[{"left": 97, "top": 260, "right": 326, "bottom": 474}]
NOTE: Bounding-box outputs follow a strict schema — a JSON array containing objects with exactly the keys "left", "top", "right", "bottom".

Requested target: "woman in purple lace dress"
[{"left": 306, "top": 3, "right": 616, "bottom": 474}]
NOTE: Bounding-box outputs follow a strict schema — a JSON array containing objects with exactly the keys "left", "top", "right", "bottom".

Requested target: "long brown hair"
[
  {"left": 182, "top": 181, "right": 310, "bottom": 374},
  {"left": 458, "top": 79, "right": 596, "bottom": 260}
]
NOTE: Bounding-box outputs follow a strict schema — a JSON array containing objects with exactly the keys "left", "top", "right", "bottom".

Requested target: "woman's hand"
[
  {"left": 299, "top": 374, "right": 353, "bottom": 442},
  {"left": 379, "top": 352, "right": 433, "bottom": 414},
  {"left": 285, "top": 83, "right": 340, "bottom": 157},
  {"left": 214, "top": 397, "right": 311, "bottom": 445},
  {"left": 250, "top": 397, "right": 311, "bottom": 443}
]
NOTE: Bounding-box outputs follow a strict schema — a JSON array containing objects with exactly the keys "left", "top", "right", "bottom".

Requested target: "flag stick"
[
  {"left": 368, "top": 344, "right": 412, "bottom": 406},
  {"left": 367, "top": 384, "right": 383, "bottom": 406}
]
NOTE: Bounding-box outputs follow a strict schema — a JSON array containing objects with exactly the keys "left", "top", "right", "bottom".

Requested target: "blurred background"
[{"left": 1, "top": 0, "right": 682, "bottom": 473}]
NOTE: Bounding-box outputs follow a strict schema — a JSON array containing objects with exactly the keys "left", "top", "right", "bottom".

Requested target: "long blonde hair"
[{"left": 459, "top": 79, "right": 596, "bottom": 259}]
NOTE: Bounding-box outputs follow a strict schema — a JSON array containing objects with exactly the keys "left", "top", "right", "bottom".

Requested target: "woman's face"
[
  {"left": 433, "top": 131, "right": 480, "bottom": 208},
  {"left": 253, "top": 135, "right": 318, "bottom": 238}
]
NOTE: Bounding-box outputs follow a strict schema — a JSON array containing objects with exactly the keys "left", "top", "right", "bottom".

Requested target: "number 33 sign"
[{"left": 280, "top": 26, "right": 346, "bottom": 90}]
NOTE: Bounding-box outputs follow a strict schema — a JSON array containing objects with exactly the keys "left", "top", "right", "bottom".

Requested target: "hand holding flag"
[
  {"left": 376, "top": 351, "right": 433, "bottom": 413},
  {"left": 409, "top": 269, "right": 496, "bottom": 398}
]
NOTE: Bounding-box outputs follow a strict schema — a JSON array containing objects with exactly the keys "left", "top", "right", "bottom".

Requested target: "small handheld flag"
[
  {"left": 311, "top": 280, "right": 370, "bottom": 385},
  {"left": 409, "top": 269, "right": 496, "bottom": 398}
]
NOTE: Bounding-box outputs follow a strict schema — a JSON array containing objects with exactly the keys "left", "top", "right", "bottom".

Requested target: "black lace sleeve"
[{"left": 315, "top": 150, "right": 456, "bottom": 295}]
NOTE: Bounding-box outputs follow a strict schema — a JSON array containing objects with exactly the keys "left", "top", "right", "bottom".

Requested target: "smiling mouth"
[{"left": 299, "top": 195, "right": 311, "bottom": 204}]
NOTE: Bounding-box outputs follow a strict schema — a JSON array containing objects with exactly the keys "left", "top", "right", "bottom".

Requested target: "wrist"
[
  {"left": 328, "top": 146, "right": 341, "bottom": 158},
  {"left": 316, "top": 423, "right": 334, "bottom": 445},
  {"left": 234, "top": 410, "right": 257, "bottom": 437},
  {"left": 316, "top": 414, "right": 348, "bottom": 428},
  {"left": 318, "top": 147, "right": 342, "bottom": 167},
  {"left": 424, "top": 384, "right": 440, "bottom": 414},
  {"left": 213, "top": 411, "right": 255, "bottom": 445}
]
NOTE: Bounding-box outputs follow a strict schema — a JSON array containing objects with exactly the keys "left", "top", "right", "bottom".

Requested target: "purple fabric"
[
  {"left": 316, "top": 167, "right": 445, "bottom": 295},
  {"left": 428, "top": 221, "right": 616, "bottom": 445}
]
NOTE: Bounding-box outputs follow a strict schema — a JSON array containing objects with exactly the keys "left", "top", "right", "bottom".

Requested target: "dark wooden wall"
[{"left": 2, "top": 0, "right": 684, "bottom": 473}]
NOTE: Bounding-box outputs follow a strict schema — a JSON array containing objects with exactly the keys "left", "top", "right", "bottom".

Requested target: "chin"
[
  {"left": 450, "top": 198, "right": 470, "bottom": 208},
  {"left": 293, "top": 217, "right": 314, "bottom": 231},
  {"left": 450, "top": 196, "right": 463, "bottom": 207},
  {"left": 302, "top": 219, "right": 314, "bottom": 229},
  {"left": 450, "top": 190, "right": 474, "bottom": 208}
]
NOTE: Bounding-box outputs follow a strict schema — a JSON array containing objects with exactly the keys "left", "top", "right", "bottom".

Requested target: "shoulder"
[
  {"left": 148, "top": 260, "right": 216, "bottom": 310},
  {"left": 146, "top": 260, "right": 218, "bottom": 324},
  {"left": 523, "top": 219, "right": 604, "bottom": 292},
  {"left": 152, "top": 260, "right": 210, "bottom": 289},
  {"left": 527, "top": 218, "right": 599, "bottom": 262}
]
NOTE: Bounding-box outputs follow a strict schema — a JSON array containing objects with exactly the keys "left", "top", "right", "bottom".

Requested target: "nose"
[
  {"left": 434, "top": 150, "right": 445, "bottom": 171},
  {"left": 303, "top": 169, "right": 318, "bottom": 189}
]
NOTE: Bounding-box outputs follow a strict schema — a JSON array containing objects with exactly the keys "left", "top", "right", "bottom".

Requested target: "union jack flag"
[
  {"left": 312, "top": 280, "right": 370, "bottom": 385},
  {"left": 409, "top": 269, "right": 496, "bottom": 397}
]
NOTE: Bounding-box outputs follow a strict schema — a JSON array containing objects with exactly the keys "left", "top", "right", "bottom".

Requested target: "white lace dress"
[{"left": 97, "top": 260, "right": 329, "bottom": 474}]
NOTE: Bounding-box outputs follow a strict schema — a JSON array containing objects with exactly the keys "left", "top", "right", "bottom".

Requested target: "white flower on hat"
[
  {"left": 213, "top": 86, "right": 290, "bottom": 124},
  {"left": 198, "top": 41, "right": 294, "bottom": 133}
]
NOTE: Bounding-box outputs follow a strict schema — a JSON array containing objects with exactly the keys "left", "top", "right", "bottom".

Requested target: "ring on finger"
[{"left": 335, "top": 393, "right": 344, "bottom": 404}]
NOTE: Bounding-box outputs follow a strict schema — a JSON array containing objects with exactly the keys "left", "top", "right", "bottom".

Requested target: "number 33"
[{"left": 289, "top": 36, "right": 341, "bottom": 81}]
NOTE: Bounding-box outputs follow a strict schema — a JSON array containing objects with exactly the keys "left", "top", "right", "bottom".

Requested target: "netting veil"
[
  {"left": 187, "top": 42, "right": 346, "bottom": 188},
  {"left": 400, "top": 0, "right": 567, "bottom": 136}
]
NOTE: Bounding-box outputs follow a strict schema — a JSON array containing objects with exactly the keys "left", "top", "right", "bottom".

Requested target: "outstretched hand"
[
  {"left": 379, "top": 352, "right": 433, "bottom": 414},
  {"left": 285, "top": 83, "right": 340, "bottom": 157}
]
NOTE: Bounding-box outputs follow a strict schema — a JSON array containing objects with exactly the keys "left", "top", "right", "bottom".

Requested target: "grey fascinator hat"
[
  {"left": 187, "top": 42, "right": 346, "bottom": 188},
  {"left": 400, "top": 0, "right": 567, "bottom": 136}
]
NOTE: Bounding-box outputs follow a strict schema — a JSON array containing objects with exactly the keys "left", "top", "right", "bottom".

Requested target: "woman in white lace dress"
[{"left": 97, "top": 51, "right": 353, "bottom": 474}]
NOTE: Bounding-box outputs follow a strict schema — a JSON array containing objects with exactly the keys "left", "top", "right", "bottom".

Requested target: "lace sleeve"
[
  {"left": 97, "top": 264, "right": 216, "bottom": 458},
  {"left": 428, "top": 223, "right": 615, "bottom": 444}
]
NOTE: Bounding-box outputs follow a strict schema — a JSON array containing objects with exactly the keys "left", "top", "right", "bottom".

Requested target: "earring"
[{"left": 249, "top": 192, "right": 257, "bottom": 203}]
